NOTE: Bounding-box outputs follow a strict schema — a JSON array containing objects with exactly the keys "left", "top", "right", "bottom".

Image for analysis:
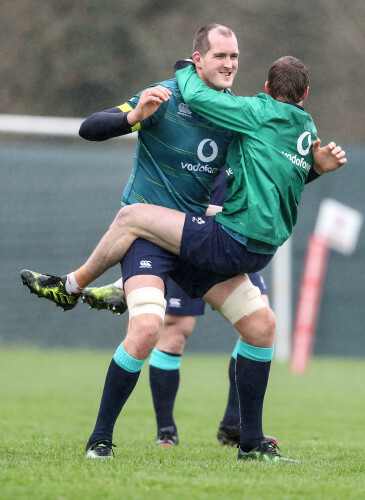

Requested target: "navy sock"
[
  {"left": 221, "top": 356, "right": 240, "bottom": 426},
  {"left": 88, "top": 359, "right": 140, "bottom": 445},
  {"left": 149, "top": 365, "right": 179, "bottom": 431},
  {"left": 235, "top": 353, "right": 271, "bottom": 444}
]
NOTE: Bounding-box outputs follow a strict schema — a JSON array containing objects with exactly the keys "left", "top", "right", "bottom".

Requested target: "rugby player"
[{"left": 83, "top": 168, "right": 274, "bottom": 447}]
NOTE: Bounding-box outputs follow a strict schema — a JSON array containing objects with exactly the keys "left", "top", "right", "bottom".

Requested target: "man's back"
[
  {"left": 176, "top": 66, "right": 318, "bottom": 247},
  {"left": 217, "top": 94, "right": 317, "bottom": 246}
]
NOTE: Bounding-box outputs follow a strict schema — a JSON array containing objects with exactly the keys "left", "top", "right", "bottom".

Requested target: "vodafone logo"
[
  {"left": 197, "top": 139, "right": 218, "bottom": 162},
  {"left": 281, "top": 131, "right": 312, "bottom": 172},
  {"left": 297, "top": 131, "right": 311, "bottom": 156}
]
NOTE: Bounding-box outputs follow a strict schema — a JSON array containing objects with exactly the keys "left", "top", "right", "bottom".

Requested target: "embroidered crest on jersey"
[{"left": 178, "top": 103, "right": 192, "bottom": 117}]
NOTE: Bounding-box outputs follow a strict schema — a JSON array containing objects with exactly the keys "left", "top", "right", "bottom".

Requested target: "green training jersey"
[
  {"left": 176, "top": 66, "right": 318, "bottom": 246},
  {"left": 119, "top": 78, "right": 235, "bottom": 213}
]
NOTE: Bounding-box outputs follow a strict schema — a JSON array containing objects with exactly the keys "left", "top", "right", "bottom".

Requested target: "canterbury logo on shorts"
[
  {"left": 192, "top": 216, "right": 206, "bottom": 225},
  {"left": 169, "top": 298, "right": 182, "bottom": 308},
  {"left": 139, "top": 260, "right": 152, "bottom": 269}
]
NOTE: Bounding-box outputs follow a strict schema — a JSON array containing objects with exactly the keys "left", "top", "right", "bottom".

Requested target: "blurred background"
[{"left": 1, "top": 0, "right": 364, "bottom": 358}]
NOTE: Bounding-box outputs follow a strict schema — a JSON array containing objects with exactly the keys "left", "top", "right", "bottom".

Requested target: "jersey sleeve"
[
  {"left": 175, "top": 65, "right": 265, "bottom": 133},
  {"left": 79, "top": 107, "right": 133, "bottom": 141}
]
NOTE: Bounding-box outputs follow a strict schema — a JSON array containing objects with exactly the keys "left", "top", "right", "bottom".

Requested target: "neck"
[{"left": 275, "top": 97, "right": 304, "bottom": 107}]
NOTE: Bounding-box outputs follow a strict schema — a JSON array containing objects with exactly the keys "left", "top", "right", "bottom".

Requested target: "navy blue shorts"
[
  {"left": 180, "top": 214, "right": 273, "bottom": 274},
  {"left": 165, "top": 277, "right": 206, "bottom": 316},
  {"left": 121, "top": 239, "right": 229, "bottom": 298},
  {"left": 121, "top": 227, "right": 272, "bottom": 299},
  {"left": 121, "top": 238, "right": 245, "bottom": 299},
  {"left": 249, "top": 272, "right": 267, "bottom": 295}
]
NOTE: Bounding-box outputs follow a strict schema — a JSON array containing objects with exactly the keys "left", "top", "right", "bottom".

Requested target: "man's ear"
[
  {"left": 301, "top": 86, "right": 309, "bottom": 101},
  {"left": 265, "top": 81, "right": 270, "bottom": 96},
  {"left": 193, "top": 52, "right": 202, "bottom": 68}
]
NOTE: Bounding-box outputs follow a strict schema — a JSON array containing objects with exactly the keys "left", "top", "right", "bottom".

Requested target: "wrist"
[
  {"left": 313, "top": 163, "right": 324, "bottom": 175},
  {"left": 127, "top": 110, "right": 139, "bottom": 126}
]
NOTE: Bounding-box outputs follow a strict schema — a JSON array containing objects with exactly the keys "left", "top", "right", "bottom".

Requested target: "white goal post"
[
  {"left": 0, "top": 114, "right": 137, "bottom": 140},
  {"left": 272, "top": 239, "right": 292, "bottom": 362}
]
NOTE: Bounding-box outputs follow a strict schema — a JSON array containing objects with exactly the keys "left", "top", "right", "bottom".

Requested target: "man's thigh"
[
  {"left": 124, "top": 274, "right": 165, "bottom": 296},
  {"left": 203, "top": 274, "right": 250, "bottom": 310}
]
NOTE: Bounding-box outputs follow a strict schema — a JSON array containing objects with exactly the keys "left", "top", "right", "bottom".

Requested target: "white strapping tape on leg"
[
  {"left": 127, "top": 287, "right": 167, "bottom": 321},
  {"left": 219, "top": 278, "right": 266, "bottom": 324}
]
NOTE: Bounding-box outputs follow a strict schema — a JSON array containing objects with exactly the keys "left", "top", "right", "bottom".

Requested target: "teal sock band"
[
  {"left": 149, "top": 348, "right": 181, "bottom": 370},
  {"left": 113, "top": 343, "right": 145, "bottom": 373},
  {"left": 237, "top": 339, "right": 274, "bottom": 362},
  {"left": 231, "top": 340, "right": 240, "bottom": 360}
]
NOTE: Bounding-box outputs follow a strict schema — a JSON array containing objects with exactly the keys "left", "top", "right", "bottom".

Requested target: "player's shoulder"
[
  {"left": 249, "top": 92, "right": 271, "bottom": 105},
  {"left": 235, "top": 92, "right": 269, "bottom": 115},
  {"left": 148, "top": 78, "right": 180, "bottom": 94},
  {"left": 128, "top": 79, "right": 179, "bottom": 104}
]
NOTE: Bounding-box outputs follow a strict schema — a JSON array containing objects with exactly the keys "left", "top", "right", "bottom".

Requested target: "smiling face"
[{"left": 193, "top": 28, "right": 239, "bottom": 91}]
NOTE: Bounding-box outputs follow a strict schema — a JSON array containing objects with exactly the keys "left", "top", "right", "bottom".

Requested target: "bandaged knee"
[
  {"left": 127, "top": 287, "right": 167, "bottom": 321},
  {"left": 219, "top": 278, "right": 266, "bottom": 324}
]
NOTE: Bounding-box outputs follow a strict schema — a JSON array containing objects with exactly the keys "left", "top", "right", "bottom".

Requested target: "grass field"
[{"left": 0, "top": 347, "right": 364, "bottom": 500}]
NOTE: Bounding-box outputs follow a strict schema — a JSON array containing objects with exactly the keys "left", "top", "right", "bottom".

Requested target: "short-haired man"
[{"left": 83, "top": 167, "right": 273, "bottom": 447}]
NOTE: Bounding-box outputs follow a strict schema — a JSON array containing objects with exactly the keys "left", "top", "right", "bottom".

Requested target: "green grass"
[{"left": 0, "top": 348, "right": 364, "bottom": 500}]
